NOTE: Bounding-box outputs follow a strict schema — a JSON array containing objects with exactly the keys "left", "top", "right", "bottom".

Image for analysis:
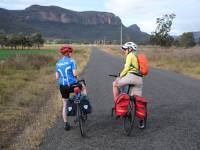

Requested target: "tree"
[
  {"left": 18, "top": 34, "right": 26, "bottom": 49},
  {"left": 0, "top": 32, "right": 44, "bottom": 49},
  {"left": 31, "top": 32, "right": 44, "bottom": 49},
  {"left": 24, "top": 36, "right": 33, "bottom": 48},
  {"left": 0, "top": 33, "right": 7, "bottom": 49},
  {"left": 179, "top": 32, "right": 195, "bottom": 47},
  {"left": 9, "top": 34, "right": 21, "bottom": 49},
  {"left": 150, "top": 13, "right": 176, "bottom": 46},
  {"left": 19, "top": 35, "right": 33, "bottom": 49},
  {"left": 198, "top": 37, "right": 200, "bottom": 46},
  {"left": 173, "top": 39, "right": 180, "bottom": 47}
]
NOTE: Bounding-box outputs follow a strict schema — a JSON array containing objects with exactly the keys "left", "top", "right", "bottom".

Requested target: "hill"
[{"left": 0, "top": 5, "right": 150, "bottom": 43}]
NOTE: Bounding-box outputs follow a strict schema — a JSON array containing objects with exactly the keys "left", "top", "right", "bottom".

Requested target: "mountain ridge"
[{"left": 0, "top": 5, "right": 150, "bottom": 43}]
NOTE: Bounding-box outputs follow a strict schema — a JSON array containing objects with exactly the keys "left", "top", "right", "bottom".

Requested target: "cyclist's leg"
[
  {"left": 62, "top": 98, "right": 68, "bottom": 123},
  {"left": 59, "top": 85, "right": 70, "bottom": 123},
  {"left": 113, "top": 75, "right": 131, "bottom": 99},
  {"left": 113, "top": 77, "right": 120, "bottom": 99},
  {"left": 80, "top": 82, "right": 87, "bottom": 96},
  {"left": 128, "top": 74, "right": 143, "bottom": 96}
]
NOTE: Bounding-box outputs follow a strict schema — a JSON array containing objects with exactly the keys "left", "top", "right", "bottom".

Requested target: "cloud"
[
  {"left": 0, "top": 0, "right": 55, "bottom": 9},
  {"left": 0, "top": 0, "right": 106, "bottom": 11},
  {"left": 105, "top": 0, "right": 200, "bottom": 35}
]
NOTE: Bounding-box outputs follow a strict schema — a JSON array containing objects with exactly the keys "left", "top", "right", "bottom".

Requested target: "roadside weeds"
[{"left": 0, "top": 45, "right": 91, "bottom": 149}]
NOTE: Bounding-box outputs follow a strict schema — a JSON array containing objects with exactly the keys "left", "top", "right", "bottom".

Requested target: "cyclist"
[
  {"left": 112, "top": 42, "right": 144, "bottom": 128},
  {"left": 56, "top": 45, "right": 87, "bottom": 131}
]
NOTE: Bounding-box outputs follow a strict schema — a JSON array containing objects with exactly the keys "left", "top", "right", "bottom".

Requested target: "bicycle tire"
[
  {"left": 111, "top": 107, "right": 114, "bottom": 117},
  {"left": 77, "top": 104, "right": 86, "bottom": 137},
  {"left": 123, "top": 101, "right": 135, "bottom": 136}
]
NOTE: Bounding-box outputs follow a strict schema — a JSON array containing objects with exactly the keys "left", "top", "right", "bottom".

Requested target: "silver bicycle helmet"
[{"left": 122, "top": 42, "right": 137, "bottom": 51}]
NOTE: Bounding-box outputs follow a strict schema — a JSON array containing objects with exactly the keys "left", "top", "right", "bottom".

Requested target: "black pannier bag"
[
  {"left": 66, "top": 98, "right": 76, "bottom": 116},
  {"left": 80, "top": 95, "right": 92, "bottom": 114}
]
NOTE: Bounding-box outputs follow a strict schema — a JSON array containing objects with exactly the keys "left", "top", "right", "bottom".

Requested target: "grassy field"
[
  {"left": 100, "top": 45, "right": 200, "bottom": 79},
  {"left": 0, "top": 45, "right": 91, "bottom": 149},
  {"left": 0, "top": 49, "right": 56, "bottom": 59}
]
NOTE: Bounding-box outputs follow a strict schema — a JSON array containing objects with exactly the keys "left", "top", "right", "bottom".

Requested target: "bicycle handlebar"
[
  {"left": 108, "top": 74, "right": 118, "bottom": 78},
  {"left": 78, "top": 79, "right": 86, "bottom": 86}
]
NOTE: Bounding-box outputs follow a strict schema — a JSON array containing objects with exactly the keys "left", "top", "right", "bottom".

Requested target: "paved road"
[{"left": 39, "top": 48, "right": 200, "bottom": 150}]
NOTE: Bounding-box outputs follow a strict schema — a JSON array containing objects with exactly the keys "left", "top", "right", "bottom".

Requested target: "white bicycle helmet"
[{"left": 122, "top": 42, "right": 137, "bottom": 51}]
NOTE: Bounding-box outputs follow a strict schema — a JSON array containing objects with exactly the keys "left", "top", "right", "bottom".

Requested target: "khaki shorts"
[{"left": 116, "top": 73, "right": 143, "bottom": 96}]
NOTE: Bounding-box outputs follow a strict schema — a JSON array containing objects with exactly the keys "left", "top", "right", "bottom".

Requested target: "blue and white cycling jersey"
[{"left": 56, "top": 56, "right": 77, "bottom": 86}]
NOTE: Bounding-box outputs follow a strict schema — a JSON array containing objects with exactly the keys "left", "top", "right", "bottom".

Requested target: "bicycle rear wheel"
[
  {"left": 77, "top": 104, "right": 86, "bottom": 137},
  {"left": 139, "top": 112, "right": 147, "bottom": 129},
  {"left": 123, "top": 101, "right": 135, "bottom": 136}
]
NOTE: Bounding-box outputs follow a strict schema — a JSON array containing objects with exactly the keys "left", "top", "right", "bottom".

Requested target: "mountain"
[
  {"left": 0, "top": 5, "right": 149, "bottom": 43},
  {"left": 128, "top": 24, "right": 141, "bottom": 32},
  {"left": 127, "top": 24, "right": 149, "bottom": 43}
]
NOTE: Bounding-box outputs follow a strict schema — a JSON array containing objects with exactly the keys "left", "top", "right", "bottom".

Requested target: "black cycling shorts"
[{"left": 59, "top": 83, "right": 82, "bottom": 99}]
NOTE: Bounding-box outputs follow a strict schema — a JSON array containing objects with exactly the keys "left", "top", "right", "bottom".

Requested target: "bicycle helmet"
[
  {"left": 59, "top": 45, "right": 73, "bottom": 55},
  {"left": 122, "top": 42, "right": 137, "bottom": 51}
]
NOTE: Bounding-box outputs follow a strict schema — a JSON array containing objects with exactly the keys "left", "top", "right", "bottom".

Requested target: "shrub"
[{"left": 179, "top": 32, "right": 196, "bottom": 48}]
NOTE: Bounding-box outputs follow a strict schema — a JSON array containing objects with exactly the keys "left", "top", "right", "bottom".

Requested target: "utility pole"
[{"left": 120, "top": 22, "right": 123, "bottom": 46}]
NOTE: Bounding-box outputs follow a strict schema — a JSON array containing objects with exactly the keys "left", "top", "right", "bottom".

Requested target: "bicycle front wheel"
[{"left": 77, "top": 104, "right": 86, "bottom": 137}]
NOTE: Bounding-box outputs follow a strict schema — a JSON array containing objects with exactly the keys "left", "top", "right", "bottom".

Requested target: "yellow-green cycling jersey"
[{"left": 120, "top": 52, "right": 139, "bottom": 78}]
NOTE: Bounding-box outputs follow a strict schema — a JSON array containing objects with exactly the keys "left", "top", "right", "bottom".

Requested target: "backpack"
[
  {"left": 137, "top": 53, "right": 149, "bottom": 76},
  {"left": 115, "top": 93, "right": 130, "bottom": 116},
  {"left": 80, "top": 96, "right": 92, "bottom": 114},
  {"left": 134, "top": 95, "right": 147, "bottom": 119}
]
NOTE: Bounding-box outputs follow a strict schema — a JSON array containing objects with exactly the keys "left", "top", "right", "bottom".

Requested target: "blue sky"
[{"left": 0, "top": 0, "right": 200, "bottom": 35}]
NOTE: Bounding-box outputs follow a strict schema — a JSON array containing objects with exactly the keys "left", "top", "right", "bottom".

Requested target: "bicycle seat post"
[{"left": 127, "top": 84, "right": 135, "bottom": 95}]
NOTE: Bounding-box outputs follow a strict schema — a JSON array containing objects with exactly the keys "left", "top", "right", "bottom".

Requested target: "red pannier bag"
[
  {"left": 134, "top": 95, "right": 147, "bottom": 119},
  {"left": 115, "top": 93, "right": 130, "bottom": 116}
]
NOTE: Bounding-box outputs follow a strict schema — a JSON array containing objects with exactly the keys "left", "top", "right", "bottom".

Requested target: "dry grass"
[
  {"left": 0, "top": 45, "right": 92, "bottom": 149},
  {"left": 0, "top": 55, "right": 57, "bottom": 149},
  {"left": 100, "top": 45, "right": 200, "bottom": 79},
  {"left": 8, "top": 75, "right": 61, "bottom": 150},
  {"left": 41, "top": 43, "right": 91, "bottom": 50},
  {"left": 141, "top": 45, "right": 200, "bottom": 79}
]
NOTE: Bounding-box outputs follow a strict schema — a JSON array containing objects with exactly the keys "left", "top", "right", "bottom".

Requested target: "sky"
[{"left": 0, "top": 0, "right": 200, "bottom": 35}]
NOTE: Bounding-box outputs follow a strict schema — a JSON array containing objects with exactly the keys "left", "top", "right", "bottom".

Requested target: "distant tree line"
[
  {"left": 150, "top": 13, "right": 197, "bottom": 48},
  {"left": 174, "top": 32, "right": 196, "bottom": 47},
  {"left": 47, "top": 38, "right": 121, "bottom": 45},
  {"left": 0, "top": 32, "right": 44, "bottom": 49}
]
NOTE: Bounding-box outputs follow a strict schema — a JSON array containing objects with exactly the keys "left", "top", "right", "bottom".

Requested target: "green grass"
[{"left": 0, "top": 49, "right": 56, "bottom": 59}]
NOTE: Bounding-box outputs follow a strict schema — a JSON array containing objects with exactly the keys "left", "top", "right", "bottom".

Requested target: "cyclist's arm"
[
  {"left": 55, "top": 72, "right": 60, "bottom": 80},
  {"left": 120, "top": 54, "right": 131, "bottom": 78},
  {"left": 55, "top": 63, "right": 60, "bottom": 80},
  {"left": 73, "top": 69, "right": 78, "bottom": 78},
  {"left": 71, "top": 59, "right": 78, "bottom": 78}
]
